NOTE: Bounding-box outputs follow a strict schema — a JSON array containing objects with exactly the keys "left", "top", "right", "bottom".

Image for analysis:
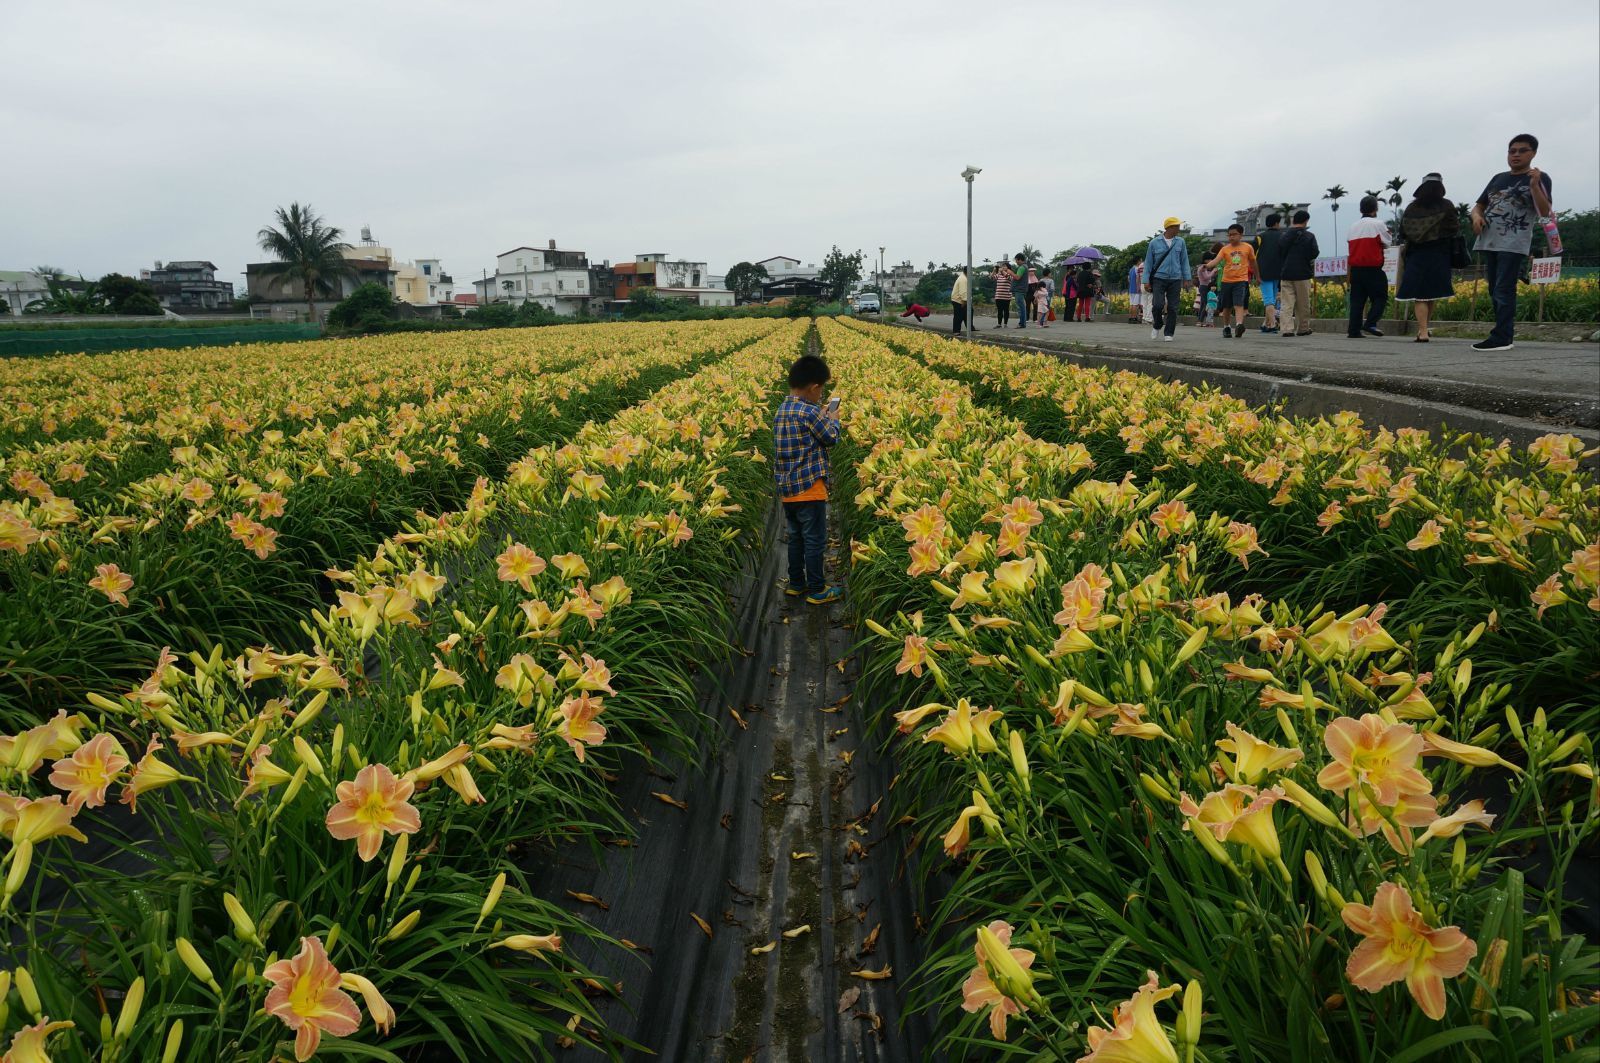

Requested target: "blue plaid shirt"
[{"left": 773, "top": 394, "right": 841, "bottom": 497}]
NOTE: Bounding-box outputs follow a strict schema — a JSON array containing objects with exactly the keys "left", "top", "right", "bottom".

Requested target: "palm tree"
[
  {"left": 31, "top": 265, "right": 68, "bottom": 281},
  {"left": 1384, "top": 176, "right": 1408, "bottom": 226},
  {"left": 1323, "top": 185, "right": 1348, "bottom": 248},
  {"left": 1017, "top": 244, "right": 1045, "bottom": 272},
  {"left": 256, "top": 203, "right": 355, "bottom": 324}
]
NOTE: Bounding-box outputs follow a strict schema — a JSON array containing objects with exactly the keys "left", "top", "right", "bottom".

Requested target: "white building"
[
  {"left": 474, "top": 241, "right": 594, "bottom": 316},
  {"left": 757, "top": 255, "right": 819, "bottom": 282},
  {"left": 877, "top": 261, "right": 924, "bottom": 302},
  {"left": 0, "top": 271, "right": 50, "bottom": 315},
  {"left": 414, "top": 259, "right": 454, "bottom": 305}
]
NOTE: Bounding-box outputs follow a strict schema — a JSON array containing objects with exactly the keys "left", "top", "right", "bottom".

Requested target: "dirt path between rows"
[{"left": 538, "top": 499, "right": 933, "bottom": 1062}]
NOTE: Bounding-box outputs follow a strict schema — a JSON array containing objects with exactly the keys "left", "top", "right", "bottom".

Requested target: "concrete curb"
[{"left": 888, "top": 321, "right": 1600, "bottom": 451}]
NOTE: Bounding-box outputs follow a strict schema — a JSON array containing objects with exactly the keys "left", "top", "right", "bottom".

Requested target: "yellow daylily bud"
[
  {"left": 930, "top": 580, "right": 958, "bottom": 600},
  {"left": 291, "top": 735, "right": 325, "bottom": 778},
  {"left": 1504, "top": 706, "right": 1525, "bottom": 745},
  {"left": 1326, "top": 885, "right": 1348, "bottom": 909},
  {"left": 87, "top": 691, "right": 127, "bottom": 714},
  {"left": 1532, "top": 707, "right": 1547, "bottom": 733},
  {"left": 1454, "top": 659, "right": 1473, "bottom": 696},
  {"left": 864, "top": 618, "right": 893, "bottom": 638},
  {"left": 1173, "top": 626, "right": 1209, "bottom": 666},
  {"left": 1279, "top": 778, "right": 1354, "bottom": 837},
  {"left": 476, "top": 871, "right": 507, "bottom": 931},
  {"left": 1007, "top": 730, "right": 1030, "bottom": 795},
  {"left": 175, "top": 937, "right": 222, "bottom": 993},
  {"left": 162, "top": 1020, "right": 185, "bottom": 1063},
  {"left": 291, "top": 689, "right": 331, "bottom": 730},
  {"left": 975, "top": 924, "right": 1040, "bottom": 1006},
  {"left": 242, "top": 715, "right": 270, "bottom": 759},
  {"left": 3, "top": 840, "right": 34, "bottom": 904},
  {"left": 278, "top": 762, "right": 310, "bottom": 809},
  {"left": 101, "top": 1009, "right": 113, "bottom": 1044},
  {"left": 330, "top": 724, "right": 345, "bottom": 774},
  {"left": 1180, "top": 979, "right": 1204, "bottom": 1046},
  {"left": 1550, "top": 733, "right": 1588, "bottom": 762},
  {"left": 1139, "top": 660, "right": 1156, "bottom": 697},
  {"left": 403, "top": 863, "right": 422, "bottom": 898},
  {"left": 1304, "top": 850, "right": 1329, "bottom": 901},
  {"left": 1024, "top": 644, "right": 1052, "bottom": 669},
  {"left": 114, "top": 976, "right": 146, "bottom": 1040},
  {"left": 16, "top": 966, "right": 42, "bottom": 1018},
  {"left": 386, "top": 832, "right": 410, "bottom": 892},
  {"left": 1462, "top": 621, "right": 1486, "bottom": 649},
  {"left": 1189, "top": 818, "right": 1234, "bottom": 868},
  {"left": 325, "top": 924, "right": 341, "bottom": 954},
  {"left": 410, "top": 689, "right": 426, "bottom": 729},
  {"left": 223, "top": 892, "right": 262, "bottom": 946},
  {"left": 1140, "top": 773, "right": 1176, "bottom": 804},
  {"left": 1276, "top": 708, "right": 1299, "bottom": 746},
  {"left": 384, "top": 909, "right": 421, "bottom": 942},
  {"left": 1556, "top": 763, "right": 1596, "bottom": 780}
]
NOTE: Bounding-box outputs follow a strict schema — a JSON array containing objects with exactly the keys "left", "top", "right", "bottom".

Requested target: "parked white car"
[{"left": 852, "top": 292, "right": 881, "bottom": 314}]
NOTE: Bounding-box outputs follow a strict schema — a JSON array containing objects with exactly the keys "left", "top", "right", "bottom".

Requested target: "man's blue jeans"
[
  {"left": 1482, "top": 250, "right": 1524, "bottom": 345},
  {"left": 784, "top": 499, "right": 827, "bottom": 591}
]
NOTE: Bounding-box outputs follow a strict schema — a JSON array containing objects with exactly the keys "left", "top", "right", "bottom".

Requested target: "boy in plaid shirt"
[{"left": 774, "top": 354, "right": 843, "bottom": 604}]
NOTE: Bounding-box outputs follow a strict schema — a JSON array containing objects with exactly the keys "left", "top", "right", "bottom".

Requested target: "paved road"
[{"left": 897, "top": 313, "right": 1600, "bottom": 429}]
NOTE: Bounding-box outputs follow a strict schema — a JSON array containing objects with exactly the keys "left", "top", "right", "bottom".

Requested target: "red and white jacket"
[{"left": 1346, "top": 216, "right": 1392, "bottom": 268}]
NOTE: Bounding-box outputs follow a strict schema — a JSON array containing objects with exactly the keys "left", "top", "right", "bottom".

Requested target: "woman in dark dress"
[{"left": 1396, "top": 171, "right": 1460, "bottom": 343}]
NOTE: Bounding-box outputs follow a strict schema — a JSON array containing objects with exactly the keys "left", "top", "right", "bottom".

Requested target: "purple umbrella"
[
  {"left": 1061, "top": 255, "right": 1089, "bottom": 266},
  {"left": 1073, "top": 246, "right": 1106, "bottom": 261}
]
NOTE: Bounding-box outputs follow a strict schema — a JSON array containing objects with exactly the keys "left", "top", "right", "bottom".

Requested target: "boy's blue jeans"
[{"left": 784, "top": 499, "right": 827, "bottom": 591}]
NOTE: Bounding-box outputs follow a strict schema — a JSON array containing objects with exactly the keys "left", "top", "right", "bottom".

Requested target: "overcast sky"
[{"left": 4, "top": 1, "right": 1597, "bottom": 292}]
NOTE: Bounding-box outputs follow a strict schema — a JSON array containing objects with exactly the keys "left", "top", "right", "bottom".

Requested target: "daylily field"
[{"left": 0, "top": 317, "right": 1596, "bottom": 1060}]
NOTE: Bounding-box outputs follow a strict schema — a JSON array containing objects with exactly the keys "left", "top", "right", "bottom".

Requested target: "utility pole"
[{"left": 961, "top": 166, "right": 981, "bottom": 342}]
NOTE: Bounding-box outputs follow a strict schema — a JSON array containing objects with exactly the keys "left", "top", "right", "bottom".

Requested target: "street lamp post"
[
  {"left": 878, "top": 246, "right": 885, "bottom": 305},
  {"left": 961, "top": 166, "right": 981, "bottom": 342}
]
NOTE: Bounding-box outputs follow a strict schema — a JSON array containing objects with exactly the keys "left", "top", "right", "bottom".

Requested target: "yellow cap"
[{"left": 1162, "top": 216, "right": 1182, "bottom": 229}]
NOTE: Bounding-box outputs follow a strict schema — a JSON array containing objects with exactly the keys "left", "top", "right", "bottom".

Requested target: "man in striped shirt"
[{"left": 774, "top": 354, "right": 844, "bottom": 604}]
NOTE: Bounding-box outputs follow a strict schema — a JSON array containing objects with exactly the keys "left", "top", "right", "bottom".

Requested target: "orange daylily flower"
[
  {"left": 942, "top": 790, "right": 997, "bottom": 857},
  {"left": 1529, "top": 574, "right": 1569, "bottom": 619},
  {"left": 907, "top": 538, "right": 942, "bottom": 577},
  {"left": 1151, "top": 499, "right": 1194, "bottom": 539},
  {"left": 1341, "top": 882, "right": 1477, "bottom": 1020},
  {"left": 264, "top": 936, "right": 363, "bottom": 1061},
  {"left": 1419, "top": 799, "right": 1496, "bottom": 844},
  {"left": 87, "top": 563, "right": 134, "bottom": 607},
  {"left": 896, "top": 635, "right": 930, "bottom": 677},
  {"left": 1406, "top": 519, "right": 1444, "bottom": 551},
  {"left": 2, "top": 1018, "right": 77, "bottom": 1063},
  {"left": 1215, "top": 721, "right": 1303, "bottom": 784},
  {"left": 1317, "top": 713, "right": 1431, "bottom": 807},
  {"left": 1079, "top": 970, "right": 1182, "bottom": 1063},
  {"left": 324, "top": 764, "right": 421, "bottom": 862},
  {"left": 1, "top": 794, "right": 89, "bottom": 846},
  {"left": 960, "top": 920, "right": 1038, "bottom": 1041},
  {"left": 47, "top": 733, "right": 129, "bottom": 812},
  {"left": 1222, "top": 520, "right": 1266, "bottom": 569},
  {"left": 496, "top": 542, "right": 548, "bottom": 591},
  {"left": 550, "top": 552, "right": 590, "bottom": 581},
  {"left": 923, "top": 699, "right": 1001, "bottom": 756},
  {"left": 556, "top": 693, "right": 607, "bottom": 762},
  {"left": 1179, "top": 783, "right": 1286, "bottom": 862},
  {"left": 901, "top": 503, "right": 946, "bottom": 543},
  {"left": 120, "top": 737, "right": 190, "bottom": 812}
]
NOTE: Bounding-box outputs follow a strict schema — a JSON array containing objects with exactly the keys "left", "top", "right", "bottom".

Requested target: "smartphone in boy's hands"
[{"left": 826, "top": 396, "right": 841, "bottom": 416}]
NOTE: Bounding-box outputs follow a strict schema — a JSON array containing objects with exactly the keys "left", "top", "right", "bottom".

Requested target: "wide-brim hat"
[{"left": 1417, "top": 172, "right": 1445, "bottom": 195}]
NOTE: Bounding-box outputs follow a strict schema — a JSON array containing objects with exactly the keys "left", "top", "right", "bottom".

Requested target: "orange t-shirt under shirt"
[
  {"left": 782, "top": 478, "right": 828, "bottom": 503},
  {"left": 1215, "top": 242, "right": 1257, "bottom": 283}
]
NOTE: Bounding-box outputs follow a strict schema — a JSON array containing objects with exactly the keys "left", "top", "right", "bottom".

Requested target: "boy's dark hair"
[
  {"left": 1509, "top": 133, "right": 1538, "bottom": 152},
  {"left": 788, "top": 354, "right": 831, "bottom": 389},
  {"left": 1227, "top": 224, "right": 1243, "bottom": 234},
  {"left": 1265, "top": 213, "right": 1281, "bottom": 227},
  {"left": 1292, "top": 209, "right": 1311, "bottom": 224},
  {"left": 1359, "top": 195, "right": 1379, "bottom": 215}
]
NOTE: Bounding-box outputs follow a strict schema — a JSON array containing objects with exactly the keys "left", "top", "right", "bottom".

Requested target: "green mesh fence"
[{"left": 0, "top": 323, "right": 321, "bottom": 357}]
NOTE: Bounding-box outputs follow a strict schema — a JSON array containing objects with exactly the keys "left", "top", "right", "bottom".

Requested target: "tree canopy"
[
  {"left": 817, "top": 246, "right": 863, "bottom": 301},
  {"left": 257, "top": 202, "right": 355, "bottom": 322},
  {"left": 723, "top": 261, "right": 770, "bottom": 303}
]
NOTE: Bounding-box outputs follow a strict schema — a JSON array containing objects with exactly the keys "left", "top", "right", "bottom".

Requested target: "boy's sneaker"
[
  {"left": 1471, "top": 338, "right": 1514, "bottom": 351},
  {"left": 1222, "top": 325, "right": 1233, "bottom": 338},
  {"left": 805, "top": 585, "right": 845, "bottom": 605},
  {"left": 1163, "top": 335, "right": 1174, "bottom": 342},
  {"left": 1363, "top": 325, "right": 1384, "bottom": 337},
  {"left": 1259, "top": 325, "right": 1279, "bottom": 334},
  {"left": 784, "top": 584, "right": 809, "bottom": 598},
  {"left": 1150, "top": 327, "right": 1160, "bottom": 339}
]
